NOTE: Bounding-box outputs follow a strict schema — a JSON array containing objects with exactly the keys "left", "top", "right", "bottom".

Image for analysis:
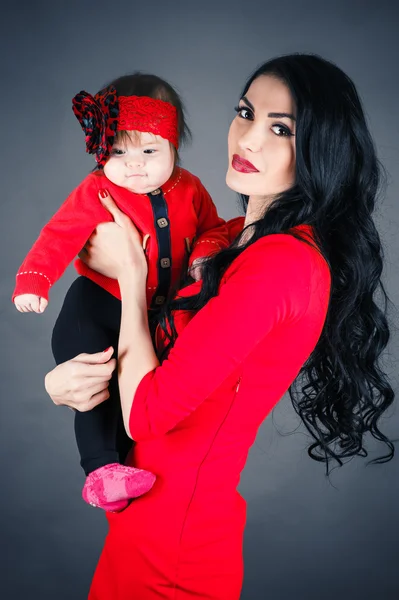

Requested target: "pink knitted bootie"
[{"left": 82, "top": 463, "right": 156, "bottom": 512}]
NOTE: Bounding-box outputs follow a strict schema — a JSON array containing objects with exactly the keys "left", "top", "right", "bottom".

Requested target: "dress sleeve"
[
  {"left": 12, "top": 175, "right": 112, "bottom": 302},
  {"left": 129, "top": 235, "right": 317, "bottom": 441},
  {"left": 188, "top": 177, "right": 230, "bottom": 266}
]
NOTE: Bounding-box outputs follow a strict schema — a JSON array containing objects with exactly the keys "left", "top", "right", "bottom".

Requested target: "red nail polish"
[
  {"left": 103, "top": 346, "right": 112, "bottom": 353},
  {"left": 99, "top": 189, "right": 108, "bottom": 199}
]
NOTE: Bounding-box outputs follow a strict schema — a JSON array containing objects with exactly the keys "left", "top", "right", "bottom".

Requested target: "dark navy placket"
[{"left": 147, "top": 188, "right": 172, "bottom": 309}]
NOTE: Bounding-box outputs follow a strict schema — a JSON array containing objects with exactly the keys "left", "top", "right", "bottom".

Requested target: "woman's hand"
[
  {"left": 44, "top": 347, "right": 116, "bottom": 411},
  {"left": 78, "top": 189, "right": 149, "bottom": 282}
]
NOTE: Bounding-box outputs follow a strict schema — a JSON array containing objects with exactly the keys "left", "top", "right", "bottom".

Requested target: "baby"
[{"left": 12, "top": 73, "right": 229, "bottom": 512}]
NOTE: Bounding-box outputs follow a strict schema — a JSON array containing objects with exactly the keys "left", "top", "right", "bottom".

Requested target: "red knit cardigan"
[{"left": 12, "top": 168, "right": 229, "bottom": 306}]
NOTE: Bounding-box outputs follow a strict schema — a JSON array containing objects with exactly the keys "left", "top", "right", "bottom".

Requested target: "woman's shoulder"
[{"left": 225, "top": 229, "right": 330, "bottom": 286}]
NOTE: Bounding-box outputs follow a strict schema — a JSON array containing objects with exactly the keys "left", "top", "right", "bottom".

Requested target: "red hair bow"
[{"left": 72, "top": 86, "right": 119, "bottom": 166}]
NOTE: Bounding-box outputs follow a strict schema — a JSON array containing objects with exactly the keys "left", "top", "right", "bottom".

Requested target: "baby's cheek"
[
  {"left": 103, "top": 161, "right": 111, "bottom": 178},
  {"left": 157, "top": 162, "right": 174, "bottom": 185},
  {"left": 103, "top": 160, "right": 119, "bottom": 184}
]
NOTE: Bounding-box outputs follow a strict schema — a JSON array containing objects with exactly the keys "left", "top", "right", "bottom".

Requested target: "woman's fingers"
[
  {"left": 72, "top": 371, "right": 115, "bottom": 392},
  {"left": 98, "top": 190, "right": 131, "bottom": 228},
  {"left": 47, "top": 367, "right": 112, "bottom": 410},
  {"left": 73, "top": 347, "right": 114, "bottom": 364},
  {"left": 89, "top": 387, "right": 111, "bottom": 407},
  {"left": 70, "top": 362, "right": 116, "bottom": 386},
  {"left": 73, "top": 387, "right": 110, "bottom": 412},
  {"left": 82, "top": 377, "right": 113, "bottom": 390},
  {"left": 74, "top": 381, "right": 110, "bottom": 401}
]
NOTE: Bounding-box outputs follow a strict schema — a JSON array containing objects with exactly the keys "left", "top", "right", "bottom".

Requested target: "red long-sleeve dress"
[{"left": 88, "top": 226, "right": 331, "bottom": 600}]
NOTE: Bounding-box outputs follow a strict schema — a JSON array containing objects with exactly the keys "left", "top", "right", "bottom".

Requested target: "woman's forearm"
[{"left": 117, "top": 270, "right": 160, "bottom": 437}]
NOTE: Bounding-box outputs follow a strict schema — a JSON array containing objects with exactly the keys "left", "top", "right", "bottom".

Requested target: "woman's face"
[{"left": 226, "top": 75, "right": 296, "bottom": 200}]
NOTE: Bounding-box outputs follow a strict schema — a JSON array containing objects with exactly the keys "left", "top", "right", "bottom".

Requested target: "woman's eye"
[
  {"left": 271, "top": 124, "right": 293, "bottom": 137},
  {"left": 234, "top": 106, "right": 253, "bottom": 120}
]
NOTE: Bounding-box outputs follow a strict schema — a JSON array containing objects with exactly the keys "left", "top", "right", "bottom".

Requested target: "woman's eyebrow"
[
  {"left": 241, "top": 97, "right": 296, "bottom": 122},
  {"left": 241, "top": 96, "right": 255, "bottom": 111},
  {"left": 268, "top": 112, "right": 296, "bottom": 122}
]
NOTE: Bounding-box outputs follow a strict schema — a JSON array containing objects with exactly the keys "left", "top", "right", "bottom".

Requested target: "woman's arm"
[
  {"left": 77, "top": 190, "right": 161, "bottom": 434},
  {"left": 117, "top": 271, "right": 160, "bottom": 436},
  {"left": 188, "top": 176, "right": 230, "bottom": 266},
  {"left": 125, "top": 236, "right": 319, "bottom": 441}
]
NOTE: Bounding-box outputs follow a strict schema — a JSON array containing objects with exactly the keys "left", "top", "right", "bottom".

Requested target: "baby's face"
[{"left": 104, "top": 131, "right": 175, "bottom": 194}]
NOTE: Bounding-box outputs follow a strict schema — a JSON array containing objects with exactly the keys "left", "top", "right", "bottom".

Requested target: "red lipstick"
[{"left": 232, "top": 154, "right": 259, "bottom": 174}]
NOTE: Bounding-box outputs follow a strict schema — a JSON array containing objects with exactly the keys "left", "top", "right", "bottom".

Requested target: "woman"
[{"left": 44, "top": 54, "right": 395, "bottom": 599}]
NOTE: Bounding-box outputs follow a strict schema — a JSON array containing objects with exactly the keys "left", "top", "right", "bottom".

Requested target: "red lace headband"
[{"left": 72, "top": 86, "right": 179, "bottom": 166}]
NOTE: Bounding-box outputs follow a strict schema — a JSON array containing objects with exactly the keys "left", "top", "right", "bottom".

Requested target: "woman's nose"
[{"left": 238, "top": 125, "right": 263, "bottom": 153}]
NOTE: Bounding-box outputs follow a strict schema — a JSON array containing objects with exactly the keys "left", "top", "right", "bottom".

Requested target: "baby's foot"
[{"left": 82, "top": 463, "right": 156, "bottom": 512}]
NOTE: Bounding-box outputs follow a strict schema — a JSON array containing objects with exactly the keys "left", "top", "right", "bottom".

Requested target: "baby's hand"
[
  {"left": 189, "top": 258, "right": 206, "bottom": 282},
  {"left": 14, "top": 294, "right": 48, "bottom": 314}
]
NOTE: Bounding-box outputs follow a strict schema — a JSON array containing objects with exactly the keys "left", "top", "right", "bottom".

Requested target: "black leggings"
[{"left": 51, "top": 276, "right": 156, "bottom": 476}]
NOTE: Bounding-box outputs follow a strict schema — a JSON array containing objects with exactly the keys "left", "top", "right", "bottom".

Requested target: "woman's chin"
[{"left": 225, "top": 169, "right": 252, "bottom": 195}]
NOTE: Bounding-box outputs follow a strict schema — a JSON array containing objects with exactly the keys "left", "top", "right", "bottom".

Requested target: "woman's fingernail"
[
  {"left": 99, "top": 189, "right": 108, "bottom": 199},
  {"left": 103, "top": 346, "right": 112, "bottom": 353}
]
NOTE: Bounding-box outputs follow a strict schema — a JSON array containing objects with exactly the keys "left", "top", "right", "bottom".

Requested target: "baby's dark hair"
[{"left": 99, "top": 72, "right": 192, "bottom": 164}]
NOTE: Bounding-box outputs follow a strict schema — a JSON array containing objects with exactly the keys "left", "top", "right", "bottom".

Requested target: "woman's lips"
[{"left": 232, "top": 154, "right": 259, "bottom": 173}]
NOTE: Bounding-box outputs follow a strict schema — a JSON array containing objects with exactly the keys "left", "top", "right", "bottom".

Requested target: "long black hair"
[{"left": 157, "top": 54, "right": 395, "bottom": 469}]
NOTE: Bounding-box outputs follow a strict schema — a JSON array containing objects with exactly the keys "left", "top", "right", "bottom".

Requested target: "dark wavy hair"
[
  {"left": 157, "top": 53, "right": 395, "bottom": 469},
  {"left": 96, "top": 72, "right": 192, "bottom": 166}
]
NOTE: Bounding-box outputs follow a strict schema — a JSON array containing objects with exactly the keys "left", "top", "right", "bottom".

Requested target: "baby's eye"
[
  {"left": 143, "top": 149, "right": 157, "bottom": 154},
  {"left": 271, "top": 124, "right": 293, "bottom": 137},
  {"left": 111, "top": 148, "right": 125, "bottom": 155}
]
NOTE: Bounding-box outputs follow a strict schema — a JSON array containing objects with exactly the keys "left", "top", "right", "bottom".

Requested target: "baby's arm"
[
  {"left": 187, "top": 176, "right": 230, "bottom": 280},
  {"left": 12, "top": 176, "right": 112, "bottom": 312},
  {"left": 188, "top": 177, "right": 230, "bottom": 275}
]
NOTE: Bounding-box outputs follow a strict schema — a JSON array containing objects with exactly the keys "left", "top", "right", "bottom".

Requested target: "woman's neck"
[{"left": 244, "top": 194, "right": 273, "bottom": 228}]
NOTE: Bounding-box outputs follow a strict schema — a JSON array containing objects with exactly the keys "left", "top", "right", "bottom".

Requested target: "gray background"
[{"left": 1, "top": 1, "right": 398, "bottom": 598}]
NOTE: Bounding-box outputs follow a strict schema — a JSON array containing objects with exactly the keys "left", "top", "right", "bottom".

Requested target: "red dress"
[{"left": 89, "top": 227, "right": 331, "bottom": 600}]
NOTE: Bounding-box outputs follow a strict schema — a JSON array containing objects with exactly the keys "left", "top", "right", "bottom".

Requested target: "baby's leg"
[
  {"left": 51, "top": 277, "right": 155, "bottom": 510},
  {"left": 51, "top": 276, "right": 124, "bottom": 474}
]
